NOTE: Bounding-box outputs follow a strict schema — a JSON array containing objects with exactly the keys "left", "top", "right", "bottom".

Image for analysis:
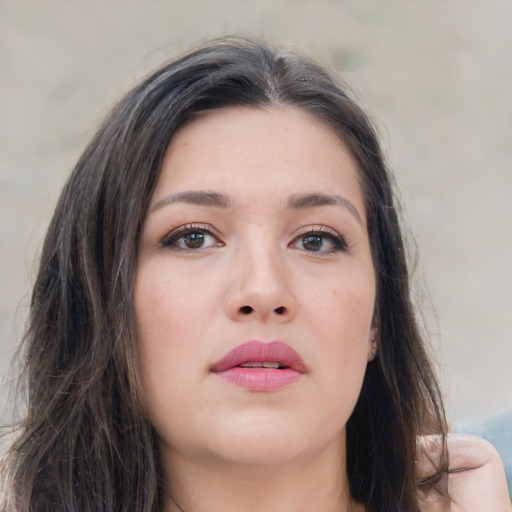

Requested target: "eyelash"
[
  {"left": 290, "top": 226, "right": 347, "bottom": 254},
  {"left": 160, "top": 224, "right": 221, "bottom": 251},
  {"left": 160, "top": 224, "right": 347, "bottom": 254}
]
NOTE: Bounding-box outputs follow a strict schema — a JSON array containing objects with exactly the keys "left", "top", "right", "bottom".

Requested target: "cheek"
[
  {"left": 302, "top": 270, "right": 375, "bottom": 403},
  {"left": 134, "top": 272, "right": 218, "bottom": 449},
  {"left": 305, "top": 268, "right": 375, "bottom": 344},
  {"left": 133, "top": 266, "right": 214, "bottom": 410},
  {"left": 134, "top": 263, "right": 217, "bottom": 351}
]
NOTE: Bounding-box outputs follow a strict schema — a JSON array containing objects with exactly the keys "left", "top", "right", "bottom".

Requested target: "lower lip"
[{"left": 214, "top": 367, "right": 304, "bottom": 391}]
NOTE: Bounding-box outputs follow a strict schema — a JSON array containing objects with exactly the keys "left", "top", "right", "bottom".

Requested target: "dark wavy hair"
[{"left": 2, "top": 35, "right": 447, "bottom": 511}]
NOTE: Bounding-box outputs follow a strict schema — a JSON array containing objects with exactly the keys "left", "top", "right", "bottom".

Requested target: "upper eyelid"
[
  {"left": 160, "top": 223, "right": 219, "bottom": 245},
  {"left": 290, "top": 225, "right": 348, "bottom": 249},
  {"left": 158, "top": 222, "right": 347, "bottom": 247},
  {"left": 160, "top": 223, "right": 344, "bottom": 237},
  {"left": 293, "top": 225, "right": 344, "bottom": 239}
]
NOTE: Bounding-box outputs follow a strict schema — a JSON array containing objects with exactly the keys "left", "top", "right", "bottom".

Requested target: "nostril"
[
  {"left": 240, "top": 305, "right": 253, "bottom": 315},
  {"left": 274, "top": 306, "right": 286, "bottom": 315}
]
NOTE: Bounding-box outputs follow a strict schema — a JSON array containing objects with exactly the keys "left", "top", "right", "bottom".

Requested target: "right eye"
[
  {"left": 289, "top": 226, "right": 347, "bottom": 254},
  {"left": 161, "top": 224, "right": 222, "bottom": 251}
]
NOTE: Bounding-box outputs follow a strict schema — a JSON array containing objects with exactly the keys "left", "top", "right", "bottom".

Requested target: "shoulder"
[{"left": 418, "top": 434, "right": 512, "bottom": 511}]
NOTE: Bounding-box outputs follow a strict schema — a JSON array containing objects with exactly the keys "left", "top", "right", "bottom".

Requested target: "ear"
[{"left": 367, "top": 327, "right": 379, "bottom": 362}]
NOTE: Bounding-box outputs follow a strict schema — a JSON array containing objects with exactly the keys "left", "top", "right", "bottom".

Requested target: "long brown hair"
[{"left": 2, "top": 35, "right": 447, "bottom": 511}]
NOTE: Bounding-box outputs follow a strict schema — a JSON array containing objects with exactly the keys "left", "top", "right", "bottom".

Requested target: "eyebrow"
[
  {"left": 151, "top": 191, "right": 231, "bottom": 211},
  {"left": 151, "top": 189, "right": 363, "bottom": 225},
  {"left": 286, "top": 192, "right": 363, "bottom": 225}
]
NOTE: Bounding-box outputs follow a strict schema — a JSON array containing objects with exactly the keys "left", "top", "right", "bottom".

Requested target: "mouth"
[
  {"left": 210, "top": 340, "right": 307, "bottom": 391},
  {"left": 238, "top": 361, "right": 286, "bottom": 369}
]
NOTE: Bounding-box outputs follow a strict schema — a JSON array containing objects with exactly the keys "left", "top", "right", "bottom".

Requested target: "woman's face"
[{"left": 135, "top": 107, "right": 376, "bottom": 470}]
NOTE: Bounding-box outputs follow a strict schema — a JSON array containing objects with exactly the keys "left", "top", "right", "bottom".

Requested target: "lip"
[{"left": 210, "top": 340, "right": 307, "bottom": 391}]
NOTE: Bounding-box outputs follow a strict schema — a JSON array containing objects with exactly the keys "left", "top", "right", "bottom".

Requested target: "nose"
[{"left": 224, "top": 245, "right": 297, "bottom": 324}]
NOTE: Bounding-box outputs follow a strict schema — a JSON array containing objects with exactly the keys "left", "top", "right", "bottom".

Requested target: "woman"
[{"left": 2, "top": 36, "right": 510, "bottom": 511}]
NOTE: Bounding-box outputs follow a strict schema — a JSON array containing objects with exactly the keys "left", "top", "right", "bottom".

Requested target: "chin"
[
  {"left": 203, "top": 413, "right": 338, "bottom": 470},
  {"left": 213, "top": 441, "right": 308, "bottom": 470}
]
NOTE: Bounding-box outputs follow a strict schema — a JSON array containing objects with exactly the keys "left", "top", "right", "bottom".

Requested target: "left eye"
[
  {"left": 179, "top": 231, "right": 216, "bottom": 249},
  {"left": 161, "top": 226, "right": 221, "bottom": 251},
  {"left": 291, "top": 230, "right": 346, "bottom": 253}
]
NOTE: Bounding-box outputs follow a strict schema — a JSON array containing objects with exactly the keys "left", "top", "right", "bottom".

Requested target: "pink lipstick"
[{"left": 210, "top": 341, "right": 307, "bottom": 391}]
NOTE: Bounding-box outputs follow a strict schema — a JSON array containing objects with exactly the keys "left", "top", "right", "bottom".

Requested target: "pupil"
[
  {"left": 303, "top": 235, "right": 322, "bottom": 251},
  {"left": 184, "top": 232, "right": 204, "bottom": 248}
]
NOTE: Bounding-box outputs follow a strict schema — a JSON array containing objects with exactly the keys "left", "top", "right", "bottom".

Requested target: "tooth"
[
  {"left": 262, "top": 361, "right": 280, "bottom": 369},
  {"left": 239, "top": 362, "right": 262, "bottom": 368}
]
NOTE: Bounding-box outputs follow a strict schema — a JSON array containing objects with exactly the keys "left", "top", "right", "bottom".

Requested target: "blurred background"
[{"left": 1, "top": 0, "right": 511, "bottom": 479}]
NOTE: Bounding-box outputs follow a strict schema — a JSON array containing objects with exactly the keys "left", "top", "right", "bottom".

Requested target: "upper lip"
[{"left": 210, "top": 340, "right": 307, "bottom": 373}]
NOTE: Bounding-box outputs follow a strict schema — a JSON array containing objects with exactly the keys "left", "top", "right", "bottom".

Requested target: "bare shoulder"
[{"left": 418, "top": 434, "right": 512, "bottom": 511}]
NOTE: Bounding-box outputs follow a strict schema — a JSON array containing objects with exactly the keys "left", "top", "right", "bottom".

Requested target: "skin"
[
  {"left": 417, "top": 434, "right": 512, "bottom": 511},
  {"left": 135, "top": 107, "right": 375, "bottom": 512},
  {"left": 134, "top": 106, "right": 512, "bottom": 511}
]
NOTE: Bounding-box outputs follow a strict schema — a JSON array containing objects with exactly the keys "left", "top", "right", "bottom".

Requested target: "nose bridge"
[
  {"left": 225, "top": 227, "right": 296, "bottom": 322},
  {"left": 239, "top": 230, "right": 285, "bottom": 295}
]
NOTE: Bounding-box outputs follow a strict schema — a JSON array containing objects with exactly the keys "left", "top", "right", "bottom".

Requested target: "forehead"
[{"left": 155, "top": 106, "right": 365, "bottom": 219}]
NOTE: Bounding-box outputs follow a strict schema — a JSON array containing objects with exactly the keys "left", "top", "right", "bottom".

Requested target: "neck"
[{"left": 160, "top": 441, "right": 365, "bottom": 512}]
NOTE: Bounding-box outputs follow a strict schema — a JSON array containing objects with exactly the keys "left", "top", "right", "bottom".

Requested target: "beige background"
[{"left": 1, "top": 1, "right": 511, "bottom": 427}]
